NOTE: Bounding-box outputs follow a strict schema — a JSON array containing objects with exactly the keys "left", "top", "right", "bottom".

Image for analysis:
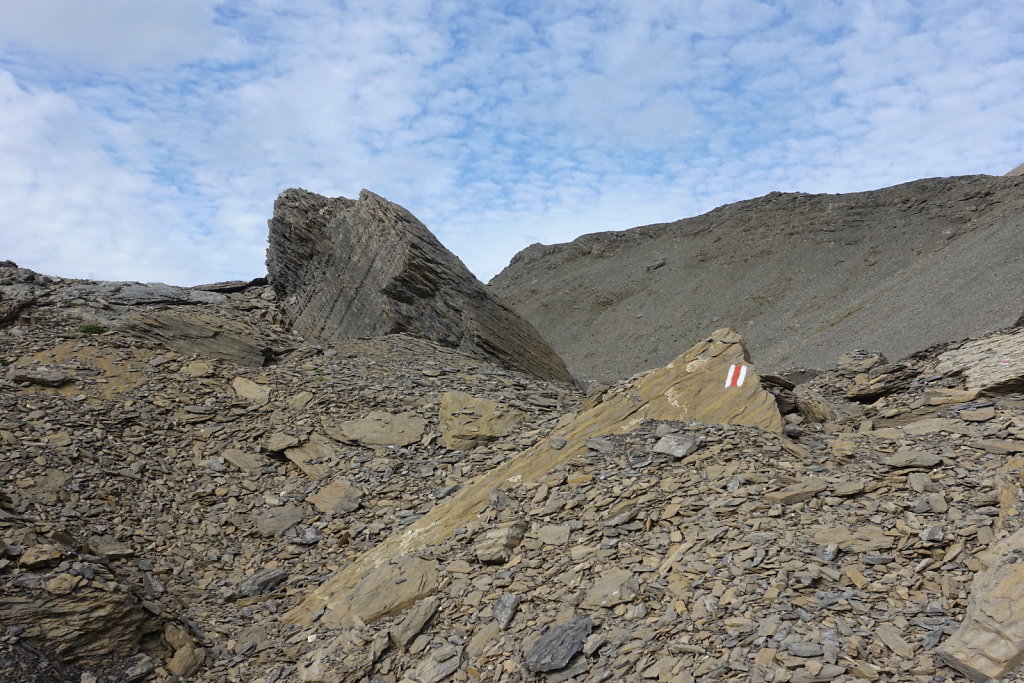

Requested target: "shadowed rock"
[{"left": 266, "top": 188, "right": 572, "bottom": 382}]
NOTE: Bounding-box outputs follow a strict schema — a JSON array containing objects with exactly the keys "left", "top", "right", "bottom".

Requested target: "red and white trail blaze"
[{"left": 724, "top": 364, "right": 747, "bottom": 388}]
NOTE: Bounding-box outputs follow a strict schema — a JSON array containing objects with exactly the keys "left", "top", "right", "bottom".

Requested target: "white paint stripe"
[
  {"left": 736, "top": 364, "right": 747, "bottom": 387},
  {"left": 724, "top": 364, "right": 736, "bottom": 388}
]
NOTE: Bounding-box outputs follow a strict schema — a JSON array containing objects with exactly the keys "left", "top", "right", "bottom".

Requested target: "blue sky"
[{"left": 2, "top": 0, "right": 1022, "bottom": 285}]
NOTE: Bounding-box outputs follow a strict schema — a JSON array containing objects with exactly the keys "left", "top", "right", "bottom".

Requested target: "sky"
[{"left": 2, "top": 0, "right": 1022, "bottom": 286}]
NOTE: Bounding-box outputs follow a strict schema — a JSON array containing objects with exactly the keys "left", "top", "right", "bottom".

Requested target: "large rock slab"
[
  {"left": 116, "top": 309, "right": 275, "bottom": 366},
  {"left": 326, "top": 411, "right": 426, "bottom": 448},
  {"left": 266, "top": 188, "right": 572, "bottom": 382},
  {"left": 938, "top": 526, "right": 1024, "bottom": 681},
  {"left": 438, "top": 392, "right": 525, "bottom": 450},
  {"left": 935, "top": 328, "right": 1024, "bottom": 394},
  {"left": 285, "top": 329, "right": 780, "bottom": 627}
]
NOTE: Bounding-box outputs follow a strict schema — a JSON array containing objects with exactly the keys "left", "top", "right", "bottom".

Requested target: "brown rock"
[
  {"left": 307, "top": 479, "right": 362, "bottom": 515},
  {"left": 266, "top": 188, "right": 572, "bottom": 381},
  {"left": 326, "top": 411, "right": 426, "bottom": 448},
  {"left": 438, "top": 392, "right": 525, "bottom": 450},
  {"left": 938, "top": 526, "right": 1024, "bottom": 681},
  {"left": 765, "top": 478, "right": 828, "bottom": 505},
  {"left": 936, "top": 328, "right": 1024, "bottom": 394}
]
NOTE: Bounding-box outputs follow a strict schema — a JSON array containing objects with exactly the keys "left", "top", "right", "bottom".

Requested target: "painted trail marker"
[{"left": 725, "top": 364, "right": 747, "bottom": 388}]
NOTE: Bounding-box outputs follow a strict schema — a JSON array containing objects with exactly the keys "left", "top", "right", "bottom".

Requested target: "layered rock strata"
[{"left": 266, "top": 189, "right": 572, "bottom": 382}]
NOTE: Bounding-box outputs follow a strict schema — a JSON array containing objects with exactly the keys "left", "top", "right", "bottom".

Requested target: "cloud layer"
[{"left": 2, "top": 0, "right": 1022, "bottom": 284}]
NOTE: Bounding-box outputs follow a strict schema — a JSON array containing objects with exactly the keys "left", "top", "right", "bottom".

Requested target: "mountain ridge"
[{"left": 490, "top": 173, "right": 1024, "bottom": 383}]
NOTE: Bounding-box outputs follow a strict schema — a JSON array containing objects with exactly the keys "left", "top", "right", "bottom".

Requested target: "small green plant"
[
  {"left": 0, "top": 359, "right": 9, "bottom": 367},
  {"left": 76, "top": 324, "right": 107, "bottom": 335}
]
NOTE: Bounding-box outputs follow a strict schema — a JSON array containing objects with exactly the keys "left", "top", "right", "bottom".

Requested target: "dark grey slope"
[{"left": 489, "top": 174, "right": 1024, "bottom": 382}]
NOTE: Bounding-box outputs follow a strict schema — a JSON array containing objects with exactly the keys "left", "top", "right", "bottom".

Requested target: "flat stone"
[
  {"left": 874, "top": 624, "right": 915, "bottom": 659},
  {"left": 787, "top": 641, "right": 824, "bottom": 657},
  {"left": 222, "top": 448, "right": 265, "bottom": 472},
  {"left": 265, "top": 433, "right": 301, "bottom": 451},
  {"left": 935, "top": 328, "right": 1024, "bottom": 393},
  {"left": 765, "top": 478, "right": 828, "bottom": 504},
  {"left": 252, "top": 506, "right": 304, "bottom": 536},
  {"left": 19, "top": 544, "right": 62, "bottom": 568},
  {"left": 524, "top": 616, "right": 592, "bottom": 673},
  {"left": 324, "top": 555, "right": 439, "bottom": 626},
  {"left": 580, "top": 569, "right": 638, "bottom": 609},
  {"left": 438, "top": 392, "right": 525, "bottom": 450},
  {"left": 327, "top": 411, "right": 426, "bottom": 447},
  {"left": 882, "top": 451, "right": 943, "bottom": 468},
  {"left": 307, "top": 479, "right": 362, "bottom": 515},
  {"left": 9, "top": 367, "right": 71, "bottom": 387},
  {"left": 231, "top": 377, "right": 270, "bottom": 404},
  {"left": 652, "top": 433, "right": 700, "bottom": 459},
  {"left": 87, "top": 535, "right": 134, "bottom": 561},
  {"left": 960, "top": 406, "right": 996, "bottom": 422},
  {"left": 813, "top": 526, "right": 893, "bottom": 552},
  {"left": 537, "top": 524, "right": 570, "bottom": 545},
  {"left": 284, "top": 433, "right": 338, "bottom": 479}
]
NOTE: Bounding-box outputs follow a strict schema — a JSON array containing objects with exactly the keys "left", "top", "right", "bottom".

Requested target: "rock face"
[
  {"left": 490, "top": 174, "right": 1024, "bottom": 381},
  {"left": 266, "top": 188, "right": 572, "bottom": 382}
]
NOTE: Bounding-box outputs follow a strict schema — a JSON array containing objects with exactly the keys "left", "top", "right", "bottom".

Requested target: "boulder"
[{"left": 266, "top": 188, "right": 572, "bottom": 382}]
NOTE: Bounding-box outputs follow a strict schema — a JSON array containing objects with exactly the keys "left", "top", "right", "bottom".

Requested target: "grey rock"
[
  {"left": 493, "top": 593, "right": 521, "bottom": 630},
  {"left": 390, "top": 596, "right": 439, "bottom": 648},
  {"left": 787, "top": 641, "right": 824, "bottom": 657},
  {"left": 266, "top": 188, "right": 572, "bottom": 382},
  {"left": 525, "top": 616, "right": 592, "bottom": 673},
  {"left": 653, "top": 433, "right": 700, "bottom": 459},
  {"left": 882, "top": 451, "right": 943, "bottom": 468},
  {"left": 238, "top": 568, "right": 289, "bottom": 597},
  {"left": 116, "top": 309, "right": 274, "bottom": 366},
  {"left": 9, "top": 367, "right": 71, "bottom": 387},
  {"left": 51, "top": 281, "right": 225, "bottom": 307}
]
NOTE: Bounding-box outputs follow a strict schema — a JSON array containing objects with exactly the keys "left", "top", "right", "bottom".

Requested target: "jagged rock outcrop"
[
  {"left": 490, "top": 173, "right": 1024, "bottom": 382},
  {"left": 266, "top": 188, "right": 572, "bottom": 382}
]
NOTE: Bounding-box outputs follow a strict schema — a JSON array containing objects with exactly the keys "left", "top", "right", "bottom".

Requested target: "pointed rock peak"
[
  {"left": 284, "top": 328, "right": 781, "bottom": 628},
  {"left": 266, "top": 188, "right": 572, "bottom": 382}
]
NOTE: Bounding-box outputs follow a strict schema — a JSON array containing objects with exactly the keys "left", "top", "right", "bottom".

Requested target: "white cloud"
[{"left": 1, "top": 0, "right": 1022, "bottom": 286}]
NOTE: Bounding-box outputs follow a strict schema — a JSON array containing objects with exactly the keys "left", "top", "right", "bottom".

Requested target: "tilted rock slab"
[
  {"left": 935, "top": 327, "right": 1024, "bottom": 394},
  {"left": 266, "top": 188, "right": 572, "bottom": 382},
  {"left": 285, "top": 328, "right": 781, "bottom": 627},
  {"left": 938, "top": 525, "right": 1024, "bottom": 681}
]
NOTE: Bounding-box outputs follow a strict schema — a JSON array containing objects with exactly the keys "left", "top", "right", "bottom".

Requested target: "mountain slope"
[{"left": 490, "top": 174, "right": 1024, "bottom": 382}]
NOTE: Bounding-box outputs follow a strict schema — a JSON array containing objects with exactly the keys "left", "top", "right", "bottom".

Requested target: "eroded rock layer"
[{"left": 266, "top": 189, "right": 572, "bottom": 382}]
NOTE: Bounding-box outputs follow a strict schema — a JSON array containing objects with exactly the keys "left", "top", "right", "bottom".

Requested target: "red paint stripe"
[{"left": 729, "top": 364, "right": 742, "bottom": 387}]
